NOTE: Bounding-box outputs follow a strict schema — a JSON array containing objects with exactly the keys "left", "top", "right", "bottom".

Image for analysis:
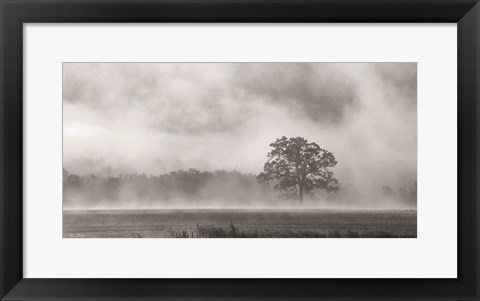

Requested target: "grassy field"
[{"left": 63, "top": 209, "right": 416, "bottom": 238}]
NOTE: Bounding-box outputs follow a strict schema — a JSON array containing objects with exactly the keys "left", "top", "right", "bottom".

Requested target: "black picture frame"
[{"left": 1, "top": 0, "right": 479, "bottom": 300}]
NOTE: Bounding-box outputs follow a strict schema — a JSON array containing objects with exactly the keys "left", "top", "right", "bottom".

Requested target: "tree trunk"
[{"left": 299, "top": 184, "right": 304, "bottom": 206}]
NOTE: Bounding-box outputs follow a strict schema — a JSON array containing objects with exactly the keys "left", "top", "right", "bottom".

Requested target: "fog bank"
[{"left": 63, "top": 63, "right": 417, "bottom": 209}]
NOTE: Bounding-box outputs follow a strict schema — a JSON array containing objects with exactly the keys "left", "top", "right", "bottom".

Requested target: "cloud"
[
  {"left": 63, "top": 62, "right": 417, "bottom": 207},
  {"left": 234, "top": 63, "right": 357, "bottom": 124}
]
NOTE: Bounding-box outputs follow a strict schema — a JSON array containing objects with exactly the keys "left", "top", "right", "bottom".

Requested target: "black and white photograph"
[{"left": 63, "top": 62, "right": 417, "bottom": 238}]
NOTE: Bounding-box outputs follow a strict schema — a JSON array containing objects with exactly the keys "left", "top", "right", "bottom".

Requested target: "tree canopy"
[{"left": 257, "top": 136, "right": 339, "bottom": 205}]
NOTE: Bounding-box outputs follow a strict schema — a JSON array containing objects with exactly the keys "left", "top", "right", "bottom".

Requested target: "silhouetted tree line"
[
  {"left": 381, "top": 182, "right": 417, "bottom": 205},
  {"left": 63, "top": 168, "right": 276, "bottom": 208},
  {"left": 63, "top": 167, "right": 417, "bottom": 208}
]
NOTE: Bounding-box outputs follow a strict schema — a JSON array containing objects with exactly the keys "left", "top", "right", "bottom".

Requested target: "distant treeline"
[
  {"left": 63, "top": 168, "right": 277, "bottom": 209},
  {"left": 63, "top": 168, "right": 417, "bottom": 209},
  {"left": 381, "top": 183, "right": 417, "bottom": 206}
]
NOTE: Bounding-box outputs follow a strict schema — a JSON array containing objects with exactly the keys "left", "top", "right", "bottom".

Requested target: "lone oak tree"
[{"left": 257, "top": 136, "right": 339, "bottom": 205}]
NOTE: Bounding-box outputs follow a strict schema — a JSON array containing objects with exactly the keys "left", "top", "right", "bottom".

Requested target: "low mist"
[{"left": 63, "top": 63, "right": 417, "bottom": 210}]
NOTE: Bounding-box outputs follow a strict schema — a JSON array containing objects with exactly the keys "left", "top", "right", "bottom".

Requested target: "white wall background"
[{"left": 24, "top": 24, "right": 457, "bottom": 278}]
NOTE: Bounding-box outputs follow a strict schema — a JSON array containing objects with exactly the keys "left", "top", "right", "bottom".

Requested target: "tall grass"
[{"left": 166, "top": 223, "right": 416, "bottom": 238}]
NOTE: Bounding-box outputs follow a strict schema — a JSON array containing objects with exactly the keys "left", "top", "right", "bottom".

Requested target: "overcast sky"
[{"left": 63, "top": 63, "right": 416, "bottom": 203}]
